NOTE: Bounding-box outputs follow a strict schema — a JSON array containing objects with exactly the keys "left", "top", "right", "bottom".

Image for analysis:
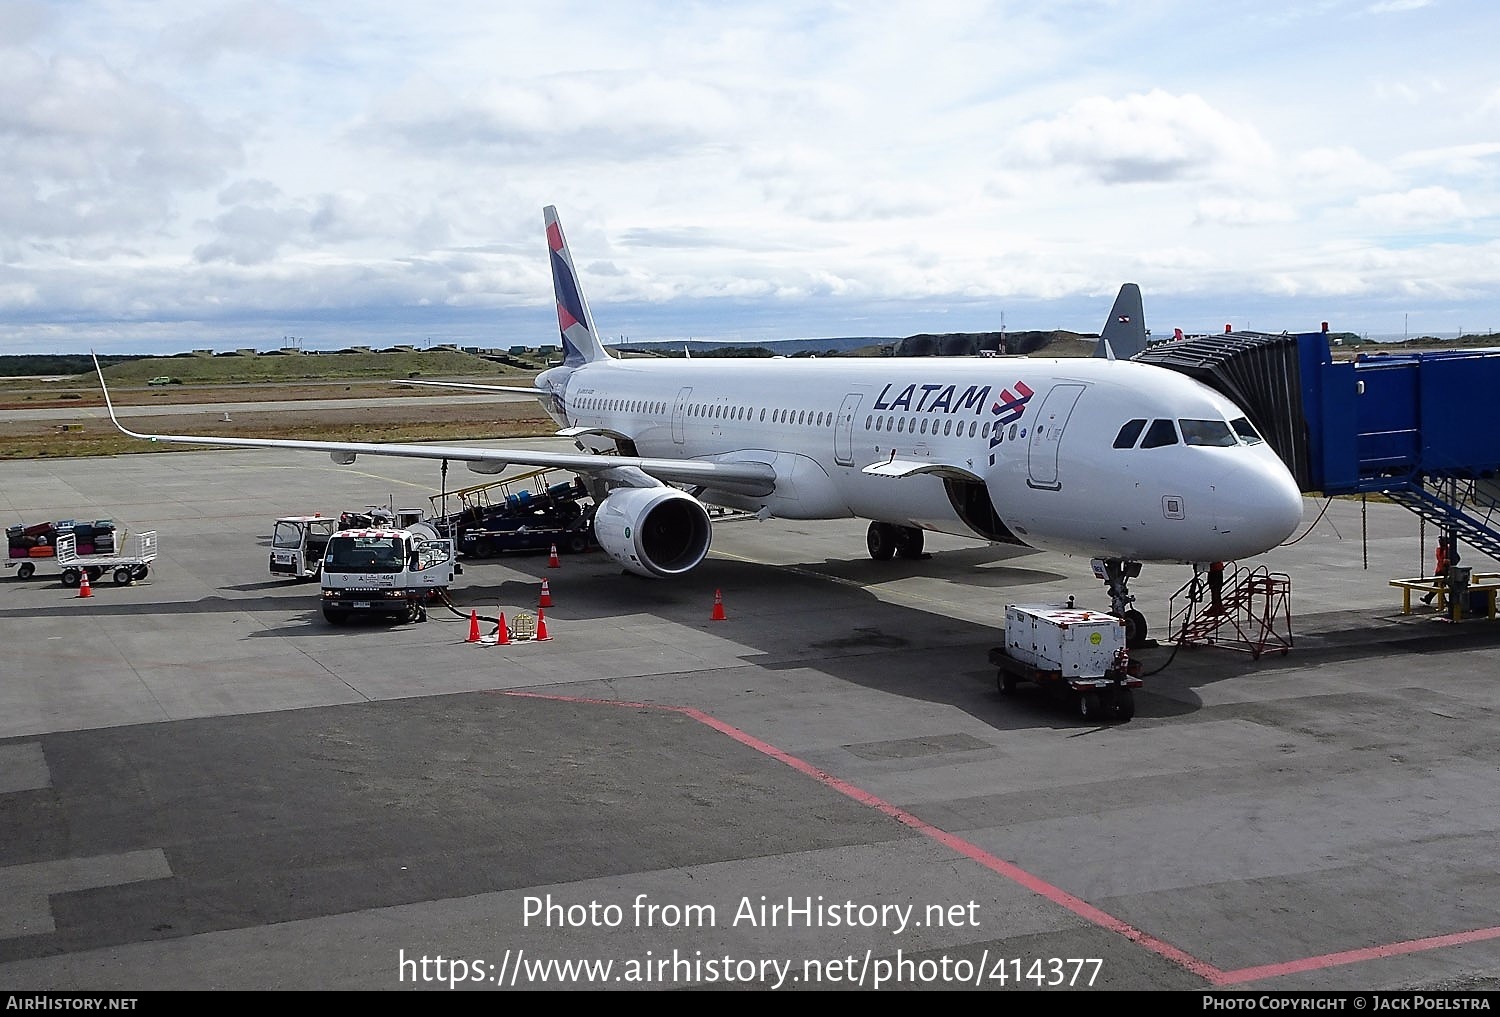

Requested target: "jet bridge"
[{"left": 1134, "top": 331, "right": 1500, "bottom": 564}]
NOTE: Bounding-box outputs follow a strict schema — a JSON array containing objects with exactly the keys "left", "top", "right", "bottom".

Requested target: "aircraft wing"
[
  {"left": 392, "top": 379, "right": 548, "bottom": 396},
  {"left": 93, "top": 357, "right": 774, "bottom": 495}
]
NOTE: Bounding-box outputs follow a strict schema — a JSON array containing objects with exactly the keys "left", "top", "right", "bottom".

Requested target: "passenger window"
[
  {"left": 982, "top": 423, "right": 990, "bottom": 439},
  {"left": 968, "top": 421, "right": 977, "bottom": 438},
  {"left": 1231, "top": 416, "right": 1264, "bottom": 444},
  {"left": 1140, "top": 419, "right": 1179, "bottom": 448},
  {"left": 1179, "top": 418, "right": 1237, "bottom": 447},
  {"left": 897, "top": 418, "right": 906, "bottom": 433},
  {"left": 1114, "top": 419, "right": 1148, "bottom": 449},
  {"left": 865, "top": 415, "right": 873, "bottom": 429},
  {"left": 943, "top": 419, "right": 952, "bottom": 436}
]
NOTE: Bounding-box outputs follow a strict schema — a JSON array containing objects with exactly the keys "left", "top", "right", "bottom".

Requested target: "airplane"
[
  {"left": 1093, "top": 283, "right": 1147, "bottom": 359},
  {"left": 94, "top": 205, "right": 1305, "bottom": 646}
]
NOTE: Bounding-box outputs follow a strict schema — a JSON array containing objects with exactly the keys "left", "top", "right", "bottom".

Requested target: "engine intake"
[{"left": 592, "top": 487, "right": 712, "bottom": 578}]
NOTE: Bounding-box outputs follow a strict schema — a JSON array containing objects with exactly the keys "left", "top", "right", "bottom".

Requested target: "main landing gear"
[
  {"left": 1095, "top": 557, "right": 1149, "bottom": 649},
  {"left": 867, "top": 522, "right": 926, "bottom": 561}
]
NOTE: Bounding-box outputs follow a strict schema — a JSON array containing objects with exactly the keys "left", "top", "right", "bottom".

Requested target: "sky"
[{"left": 3, "top": 0, "right": 1500, "bottom": 355}]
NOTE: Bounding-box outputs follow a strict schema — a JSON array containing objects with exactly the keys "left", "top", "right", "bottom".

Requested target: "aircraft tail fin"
[
  {"left": 545, "top": 206, "right": 611, "bottom": 367},
  {"left": 1093, "top": 283, "right": 1147, "bottom": 360}
]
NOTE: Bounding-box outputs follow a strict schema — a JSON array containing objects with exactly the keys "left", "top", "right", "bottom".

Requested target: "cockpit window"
[
  {"left": 1230, "top": 417, "right": 1264, "bottom": 444},
  {"left": 1179, "top": 418, "right": 1238, "bottom": 447},
  {"left": 1140, "top": 418, "right": 1179, "bottom": 449},
  {"left": 1113, "top": 419, "right": 1147, "bottom": 449}
]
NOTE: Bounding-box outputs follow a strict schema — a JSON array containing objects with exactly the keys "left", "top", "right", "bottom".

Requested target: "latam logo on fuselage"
[{"left": 871, "top": 381, "right": 1035, "bottom": 423}]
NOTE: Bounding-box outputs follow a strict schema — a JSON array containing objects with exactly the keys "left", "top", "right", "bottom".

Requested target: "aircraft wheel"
[
  {"left": 17, "top": 562, "right": 35, "bottom": 580},
  {"left": 1078, "top": 691, "right": 1102, "bottom": 721},
  {"left": 866, "top": 522, "right": 896, "bottom": 561},
  {"left": 1123, "top": 609, "right": 1148, "bottom": 648},
  {"left": 61, "top": 569, "right": 81, "bottom": 588},
  {"left": 894, "top": 526, "right": 925, "bottom": 560},
  {"left": 114, "top": 566, "right": 135, "bottom": 585}
]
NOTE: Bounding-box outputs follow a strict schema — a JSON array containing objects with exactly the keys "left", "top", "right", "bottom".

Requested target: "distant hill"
[
  {"left": 0, "top": 354, "right": 149, "bottom": 378},
  {"left": 615, "top": 330, "right": 1097, "bottom": 359}
]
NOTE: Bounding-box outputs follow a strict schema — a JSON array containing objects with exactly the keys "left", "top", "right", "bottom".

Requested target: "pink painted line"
[
  {"left": 501, "top": 689, "right": 1484, "bottom": 985},
  {"left": 1218, "top": 924, "right": 1500, "bottom": 985}
]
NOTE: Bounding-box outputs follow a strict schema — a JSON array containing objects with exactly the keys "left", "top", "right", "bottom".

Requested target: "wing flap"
[{"left": 862, "top": 458, "right": 983, "bottom": 482}]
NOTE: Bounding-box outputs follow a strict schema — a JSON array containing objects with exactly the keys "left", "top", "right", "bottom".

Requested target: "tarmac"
[{"left": 3, "top": 442, "right": 1500, "bottom": 992}]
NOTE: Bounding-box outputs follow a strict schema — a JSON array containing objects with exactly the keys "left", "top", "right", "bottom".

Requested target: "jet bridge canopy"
[
  {"left": 1132, "top": 332, "right": 1314, "bottom": 490},
  {"left": 1136, "top": 330, "right": 1500, "bottom": 565}
]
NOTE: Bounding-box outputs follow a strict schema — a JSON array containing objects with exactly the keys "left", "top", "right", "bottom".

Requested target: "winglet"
[
  {"left": 544, "top": 206, "right": 611, "bottom": 367},
  {"left": 92, "top": 352, "right": 153, "bottom": 441},
  {"left": 1093, "top": 284, "right": 1147, "bottom": 359}
]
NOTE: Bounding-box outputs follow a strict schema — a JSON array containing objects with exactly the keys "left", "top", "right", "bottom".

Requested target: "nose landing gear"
[{"left": 1094, "top": 557, "right": 1148, "bottom": 648}]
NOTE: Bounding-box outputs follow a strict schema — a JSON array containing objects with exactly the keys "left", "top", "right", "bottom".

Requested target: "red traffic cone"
[
  {"left": 547, "top": 544, "right": 561, "bottom": 568},
  {"left": 535, "top": 608, "right": 550, "bottom": 641},
  {"left": 496, "top": 612, "right": 510, "bottom": 645},
  {"left": 711, "top": 588, "right": 726, "bottom": 621},
  {"left": 466, "top": 610, "right": 480, "bottom": 643},
  {"left": 539, "top": 579, "right": 552, "bottom": 608},
  {"left": 77, "top": 571, "right": 93, "bottom": 599}
]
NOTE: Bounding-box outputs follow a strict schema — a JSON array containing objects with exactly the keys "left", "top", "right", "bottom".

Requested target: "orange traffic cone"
[
  {"left": 535, "top": 608, "right": 550, "bottom": 641},
  {"left": 466, "top": 610, "right": 480, "bottom": 643},
  {"left": 548, "top": 544, "right": 561, "bottom": 568},
  {"left": 539, "top": 579, "right": 552, "bottom": 608},
  {"left": 711, "top": 588, "right": 726, "bottom": 621},
  {"left": 77, "top": 571, "right": 93, "bottom": 599},
  {"left": 496, "top": 612, "right": 510, "bottom": 645}
]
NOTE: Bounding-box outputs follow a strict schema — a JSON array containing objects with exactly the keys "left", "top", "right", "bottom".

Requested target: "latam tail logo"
[{"left": 548, "top": 220, "right": 590, "bottom": 366}]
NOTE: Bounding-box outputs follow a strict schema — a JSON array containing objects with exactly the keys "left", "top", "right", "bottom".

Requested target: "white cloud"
[
  {"left": 1192, "top": 199, "right": 1297, "bottom": 227},
  {"left": 0, "top": 47, "right": 241, "bottom": 245},
  {"left": 2, "top": 2, "right": 1499, "bottom": 352},
  {"left": 1350, "top": 186, "right": 1470, "bottom": 227},
  {"left": 1009, "top": 90, "right": 1276, "bottom": 185},
  {"left": 159, "top": 0, "right": 326, "bottom": 64}
]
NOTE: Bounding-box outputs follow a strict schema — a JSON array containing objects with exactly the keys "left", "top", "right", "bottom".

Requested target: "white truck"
[
  {"left": 988, "top": 603, "right": 1141, "bottom": 722},
  {"left": 270, "top": 515, "right": 339, "bottom": 580},
  {"left": 319, "top": 523, "right": 458, "bottom": 625}
]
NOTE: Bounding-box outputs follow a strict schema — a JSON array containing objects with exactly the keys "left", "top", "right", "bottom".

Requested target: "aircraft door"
[
  {"left": 835, "top": 393, "right": 862, "bottom": 466},
  {"left": 671, "top": 386, "right": 692, "bottom": 445},
  {"left": 1026, "top": 383, "right": 1086, "bottom": 491}
]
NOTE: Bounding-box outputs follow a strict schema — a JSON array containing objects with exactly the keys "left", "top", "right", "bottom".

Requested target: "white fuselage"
[{"left": 543, "top": 354, "right": 1305, "bottom": 564}]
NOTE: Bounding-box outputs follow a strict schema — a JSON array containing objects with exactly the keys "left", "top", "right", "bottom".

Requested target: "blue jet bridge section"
[{"left": 1135, "top": 332, "right": 1500, "bottom": 564}]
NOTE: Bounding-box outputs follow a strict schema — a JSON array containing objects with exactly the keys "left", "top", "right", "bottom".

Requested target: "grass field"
[{"left": 0, "top": 351, "right": 554, "bottom": 460}]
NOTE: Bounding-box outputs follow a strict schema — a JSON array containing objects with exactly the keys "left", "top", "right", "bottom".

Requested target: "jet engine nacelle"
[{"left": 592, "top": 486, "right": 712, "bottom": 578}]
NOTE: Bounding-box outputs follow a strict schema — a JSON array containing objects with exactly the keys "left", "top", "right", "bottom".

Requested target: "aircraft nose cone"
[{"left": 1215, "top": 458, "right": 1304, "bottom": 558}]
